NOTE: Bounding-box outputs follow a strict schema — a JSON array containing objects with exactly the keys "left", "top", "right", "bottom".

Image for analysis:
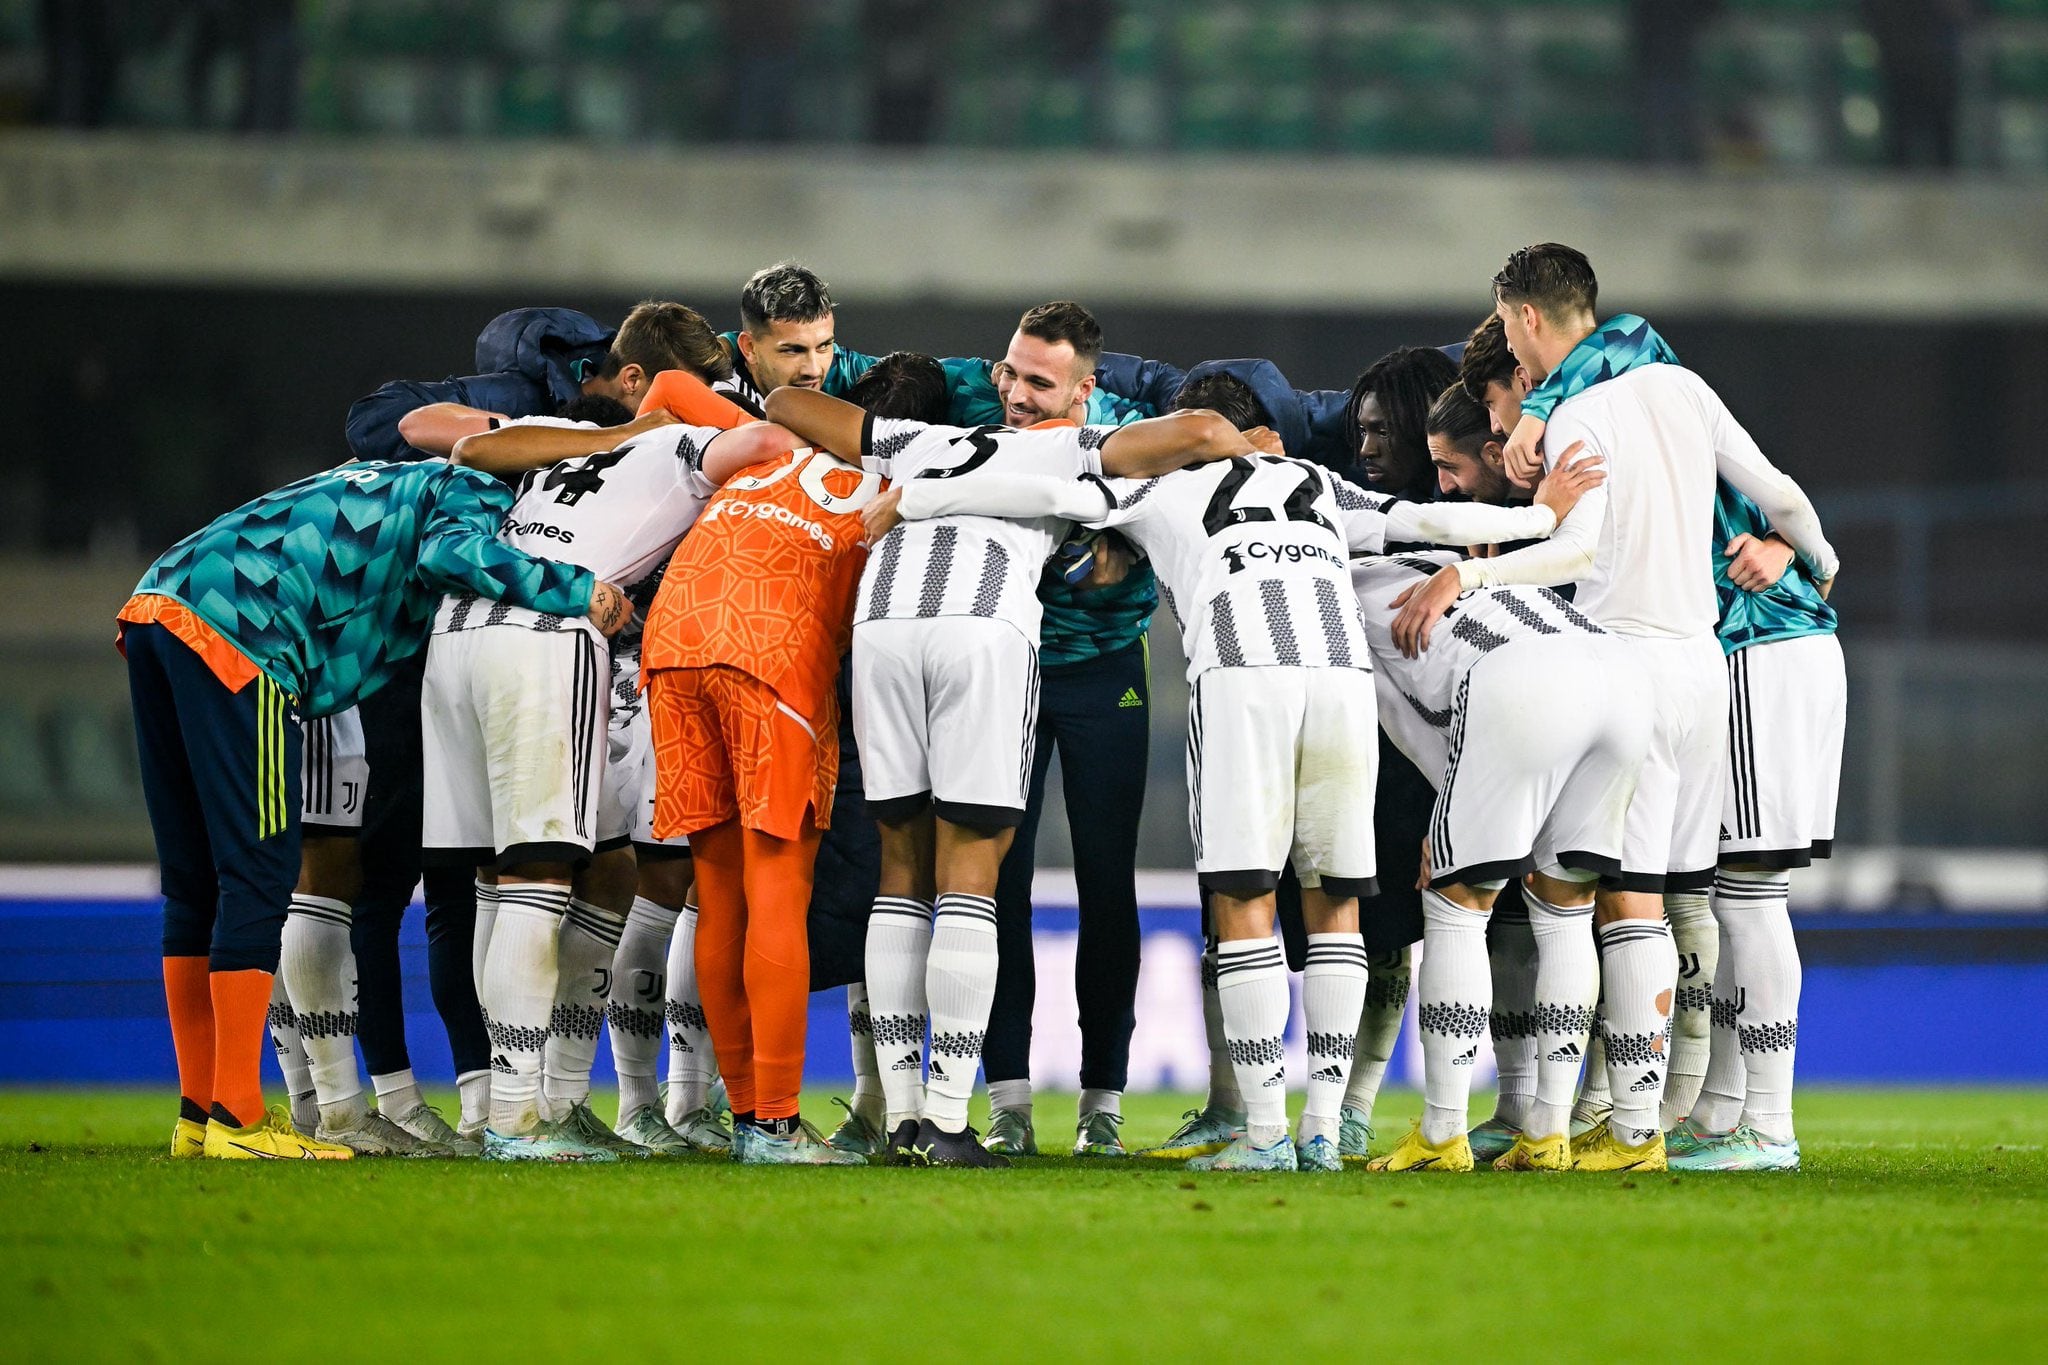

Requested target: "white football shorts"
[
  {"left": 1721, "top": 632, "right": 1845, "bottom": 867},
  {"left": 1186, "top": 664, "right": 1379, "bottom": 898},
  {"left": 851, "top": 616, "right": 1038, "bottom": 829},
  {"left": 421, "top": 625, "right": 609, "bottom": 866},
  {"left": 1427, "top": 635, "right": 1653, "bottom": 889}
]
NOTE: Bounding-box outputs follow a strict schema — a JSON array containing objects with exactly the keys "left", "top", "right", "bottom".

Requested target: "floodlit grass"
[{"left": 4, "top": 1087, "right": 2044, "bottom": 1359}]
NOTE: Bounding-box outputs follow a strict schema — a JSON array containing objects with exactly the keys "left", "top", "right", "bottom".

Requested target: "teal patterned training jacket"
[
  {"left": 1521, "top": 315, "right": 1836, "bottom": 655},
  {"left": 131, "top": 460, "right": 595, "bottom": 717}
]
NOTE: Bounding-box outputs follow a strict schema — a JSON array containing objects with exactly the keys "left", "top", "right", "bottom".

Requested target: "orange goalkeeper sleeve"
[{"left": 639, "top": 370, "right": 752, "bottom": 430}]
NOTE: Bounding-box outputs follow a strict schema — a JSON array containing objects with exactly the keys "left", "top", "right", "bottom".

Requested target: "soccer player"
[
  {"left": 422, "top": 397, "right": 783, "bottom": 1161},
  {"left": 708, "top": 261, "right": 872, "bottom": 411},
  {"left": 638, "top": 357, "right": 946, "bottom": 1164},
  {"left": 766, "top": 383, "right": 1237, "bottom": 1168},
  {"left": 123, "top": 456, "right": 621, "bottom": 1159},
  {"left": 1354, "top": 545, "right": 1649, "bottom": 1173},
  {"left": 869, "top": 372, "right": 1595, "bottom": 1170},
  {"left": 1391, "top": 243, "right": 1839, "bottom": 1171}
]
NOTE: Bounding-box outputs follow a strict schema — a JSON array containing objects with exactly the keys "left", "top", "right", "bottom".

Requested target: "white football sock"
[
  {"left": 471, "top": 878, "right": 500, "bottom": 1001},
  {"left": 281, "top": 894, "right": 366, "bottom": 1126},
  {"left": 1524, "top": 888, "right": 1600, "bottom": 1140},
  {"left": 456, "top": 1068, "right": 490, "bottom": 1133},
  {"left": 482, "top": 883, "right": 567, "bottom": 1135},
  {"left": 1692, "top": 910, "right": 1745, "bottom": 1135},
  {"left": 1715, "top": 869, "right": 1800, "bottom": 1142},
  {"left": 1417, "top": 891, "right": 1491, "bottom": 1146},
  {"left": 1662, "top": 889, "right": 1719, "bottom": 1128},
  {"left": 372, "top": 1067, "right": 423, "bottom": 1121},
  {"left": 846, "top": 982, "right": 884, "bottom": 1127},
  {"left": 987, "top": 1078, "right": 1032, "bottom": 1116},
  {"left": 924, "top": 893, "right": 998, "bottom": 1134},
  {"left": 542, "top": 896, "right": 625, "bottom": 1117},
  {"left": 1079, "top": 1088, "right": 1121, "bottom": 1119},
  {"left": 1300, "top": 932, "right": 1370, "bottom": 1143},
  {"left": 1487, "top": 899, "right": 1539, "bottom": 1130},
  {"left": 1576, "top": 1007, "right": 1612, "bottom": 1119},
  {"left": 663, "top": 903, "right": 715, "bottom": 1123},
  {"left": 865, "top": 896, "right": 933, "bottom": 1132},
  {"left": 1344, "top": 945, "right": 1410, "bottom": 1120},
  {"left": 265, "top": 974, "right": 318, "bottom": 1130},
  {"left": 1215, "top": 936, "right": 1290, "bottom": 1146},
  {"left": 1199, "top": 939, "right": 1244, "bottom": 1116},
  {"left": 609, "top": 896, "right": 677, "bottom": 1122},
  {"left": 1596, "top": 916, "right": 1678, "bottom": 1146}
]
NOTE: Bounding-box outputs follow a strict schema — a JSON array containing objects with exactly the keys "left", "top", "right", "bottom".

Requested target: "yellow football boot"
[
  {"left": 204, "top": 1106, "right": 355, "bottom": 1160},
  {"left": 170, "top": 1116, "right": 207, "bottom": 1159},
  {"left": 1366, "top": 1123, "right": 1474, "bottom": 1173},
  {"left": 1569, "top": 1120, "right": 1666, "bottom": 1172},
  {"left": 1493, "top": 1132, "right": 1571, "bottom": 1172}
]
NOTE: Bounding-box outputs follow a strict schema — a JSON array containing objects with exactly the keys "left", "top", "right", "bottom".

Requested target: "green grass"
[{"left": 5, "top": 1088, "right": 2046, "bottom": 1359}]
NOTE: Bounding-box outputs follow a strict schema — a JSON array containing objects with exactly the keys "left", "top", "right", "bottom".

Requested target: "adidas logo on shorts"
[{"left": 1117, "top": 687, "right": 1144, "bottom": 709}]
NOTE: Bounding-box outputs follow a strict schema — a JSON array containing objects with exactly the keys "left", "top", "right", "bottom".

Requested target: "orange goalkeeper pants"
[{"left": 689, "top": 817, "right": 820, "bottom": 1123}]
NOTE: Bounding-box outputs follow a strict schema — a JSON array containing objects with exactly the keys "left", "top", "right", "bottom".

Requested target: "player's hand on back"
[
  {"left": 861, "top": 485, "right": 905, "bottom": 546},
  {"left": 1242, "top": 425, "right": 1285, "bottom": 456},
  {"left": 1388, "top": 564, "right": 1464, "bottom": 659},
  {"left": 1532, "top": 441, "right": 1603, "bottom": 524},
  {"left": 1724, "top": 531, "right": 1798, "bottom": 592},
  {"left": 1086, "top": 535, "right": 1135, "bottom": 588},
  {"left": 587, "top": 579, "right": 633, "bottom": 637}
]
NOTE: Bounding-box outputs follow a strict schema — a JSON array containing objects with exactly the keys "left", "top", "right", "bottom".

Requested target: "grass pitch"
[{"left": 4, "top": 1087, "right": 2045, "bottom": 1360}]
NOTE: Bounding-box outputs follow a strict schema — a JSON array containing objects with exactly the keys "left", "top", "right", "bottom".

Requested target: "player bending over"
[
  {"left": 1355, "top": 547, "right": 1649, "bottom": 1173},
  {"left": 122, "top": 456, "right": 619, "bottom": 1159}
]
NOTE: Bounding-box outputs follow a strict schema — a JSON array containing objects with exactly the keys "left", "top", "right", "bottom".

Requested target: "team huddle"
[{"left": 120, "top": 242, "right": 1842, "bottom": 1175}]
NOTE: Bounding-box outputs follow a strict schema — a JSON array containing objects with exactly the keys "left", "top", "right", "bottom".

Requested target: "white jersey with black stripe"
[
  {"left": 855, "top": 416, "right": 1109, "bottom": 641},
  {"left": 1352, "top": 550, "right": 1611, "bottom": 776},
  {"left": 433, "top": 416, "right": 719, "bottom": 638},
  {"left": 1078, "top": 455, "right": 1379, "bottom": 682}
]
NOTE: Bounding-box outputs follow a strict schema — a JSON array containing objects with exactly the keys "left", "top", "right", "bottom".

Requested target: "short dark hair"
[
  {"left": 1458, "top": 313, "right": 1517, "bottom": 404},
  {"left": 1493, "top": 242, "right": 1598, "bottom": 320},
  {"left": 1345, "top": 345, "right": 1460, "bottom": 493},
  {"left": 739, "top": 261, "right": 834, "bottom": 335},
  {"left": 556, "top": 394, "right": 634, "bottom": 427},
  {"left": 1171, "top": 371, "right": 1270, "bottom": 434},
  {"left": 1424, "top": 382, "right": 1493, "bottom": 453},
  {"left": 844, "top": 351, "right": 949, "bottom": 423},
  {"left": 606, "top": 299, "right": 732, "bottom": 382},
  {"left": 1017, "top": 300, "right": 1103, "bottom": 371}
]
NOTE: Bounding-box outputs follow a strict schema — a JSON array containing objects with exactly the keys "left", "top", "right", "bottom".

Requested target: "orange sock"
[
  {"left": 162, "top": 956, "right": 215, "bottom": 1121},
  {"left": 208, "top": 968, "right": 273, "bottom": 1128},
  {"left": 689, "top": 820, "right": 756, "bottom": 1118},
  {"left": 741, "top": 824, "right": 820, "bottom": 1122}
]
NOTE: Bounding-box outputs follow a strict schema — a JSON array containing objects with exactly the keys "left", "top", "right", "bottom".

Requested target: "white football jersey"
[
  {"left": 1082, "top": 455, "right": 1388, "bottom": 681},
  {"left": 434, "top": 416, "right": 718, "bottom": 636},
  {"left": 856, "top": 418, "right": 1109, "bottom": 639},
  {"left": 1352, "top": 550, "right": 1610, "bottom": 777}
]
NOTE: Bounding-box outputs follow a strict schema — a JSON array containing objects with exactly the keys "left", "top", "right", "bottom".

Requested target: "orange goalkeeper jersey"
[{"left": 641, "top": 446, "right": 885, "bottom": 720}]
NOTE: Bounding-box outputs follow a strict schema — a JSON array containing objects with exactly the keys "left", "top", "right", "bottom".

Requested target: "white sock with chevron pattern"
[{"left": 1215, "top": 936, "right": 1290, "bottom": 1147}]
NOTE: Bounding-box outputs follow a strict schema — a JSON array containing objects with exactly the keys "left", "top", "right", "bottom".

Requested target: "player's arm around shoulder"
[
  {"left": 451, "top": 409, "right": 678, "bottom": 477},
  {"left": 414, "top": 466, "right": 621, "bottom": 632},
  {"left": 1097, "top": 408, "right": 1252, "bottom": 478},
  {"left": 763, "top": 386, "right": 871, "bottom": 464},
  {"left": 699, "top": 422, "right": 802, "bottom": 486}
]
